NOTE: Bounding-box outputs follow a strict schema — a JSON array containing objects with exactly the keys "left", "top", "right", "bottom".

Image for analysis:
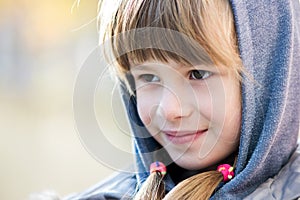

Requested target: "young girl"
[{"left": 66, "top": 0, "right": 300, "bottom": 199}]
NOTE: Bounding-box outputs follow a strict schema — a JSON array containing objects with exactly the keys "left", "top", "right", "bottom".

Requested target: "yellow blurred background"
[{"left": 0, "top": 0, "right": 131, "bottom": 199}]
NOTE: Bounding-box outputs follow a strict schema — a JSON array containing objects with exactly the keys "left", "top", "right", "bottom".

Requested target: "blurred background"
[{"left": 0, "top": 0, "right": 132, "bottom": 199}]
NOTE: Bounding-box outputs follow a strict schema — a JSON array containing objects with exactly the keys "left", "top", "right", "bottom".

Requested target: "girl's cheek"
[
  {"left": 136, "top": 96, "right": 153, "bottom": 126},
  {"left": 138, "top": 110, "right": 152, "bottom": 126}
]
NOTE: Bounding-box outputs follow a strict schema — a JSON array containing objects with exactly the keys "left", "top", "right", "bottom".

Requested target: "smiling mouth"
[{"left": 164, "top": 129, "right": 208, "bottom": 144}]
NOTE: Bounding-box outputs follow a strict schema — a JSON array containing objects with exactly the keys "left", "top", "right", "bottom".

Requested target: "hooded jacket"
[{"left": 66, "top": 0, "right": 300, "bottom": 199}]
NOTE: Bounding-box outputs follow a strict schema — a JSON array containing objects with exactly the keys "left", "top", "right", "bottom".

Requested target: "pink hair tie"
[
  {"left": 217, "top": 164, "right": 234, "bottom": 182},
  {"left": 150, "top": 161, "right": 167, "bottom": 176}
]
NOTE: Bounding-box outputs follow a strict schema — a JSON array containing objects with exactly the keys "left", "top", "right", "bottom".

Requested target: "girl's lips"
[{"left": 163, "top": 129, "right": 208, "bottom": 144}]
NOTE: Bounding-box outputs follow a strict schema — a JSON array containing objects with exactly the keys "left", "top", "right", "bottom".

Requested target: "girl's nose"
[{"left": 158, "top": 87, "right": 193, "bottom": 121}]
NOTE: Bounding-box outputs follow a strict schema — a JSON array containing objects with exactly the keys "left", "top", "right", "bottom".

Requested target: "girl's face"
[{"left": 131, "top": 60, "right": 241, "bottom": 170}]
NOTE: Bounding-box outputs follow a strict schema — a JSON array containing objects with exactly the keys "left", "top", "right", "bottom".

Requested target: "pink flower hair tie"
[
  {"left": 150, "top": 161, "right": 167, "bottom": 177},
  {"left": 217, "top": 164, "right": 234, "bottom": 182}
]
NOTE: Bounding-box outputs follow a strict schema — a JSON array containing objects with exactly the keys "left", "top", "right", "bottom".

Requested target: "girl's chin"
[
  {"left": 169, "top": 155, "right": 208, "bottom": 170},
  {"left": 172, "top": 151, "right": 238, "bottom": 171},
  {"left": 174, "top": 162, "right": 207, "bottom": 171}
]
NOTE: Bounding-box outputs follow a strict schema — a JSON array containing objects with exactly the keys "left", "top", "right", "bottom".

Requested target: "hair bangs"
[{"left": 99, "top": 0, "right": 243, "bottom": 80}]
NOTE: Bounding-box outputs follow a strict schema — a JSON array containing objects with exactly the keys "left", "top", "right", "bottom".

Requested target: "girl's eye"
[
  {"left": 189, "top": 70, "right": 212, "bottom": 80},
  {"left": 139, "top": 74, "right": 160, "bottom": 82}
]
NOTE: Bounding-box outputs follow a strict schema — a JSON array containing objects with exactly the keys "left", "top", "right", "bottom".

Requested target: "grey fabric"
[
  {"left": 244, "top": 146, "right": 300, "bottom": 200},
  {"left": 64, "top": 167, "right": 137, "bottom": 200}
]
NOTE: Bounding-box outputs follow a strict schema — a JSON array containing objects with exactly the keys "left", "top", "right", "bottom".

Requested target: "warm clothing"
[
  {"left": 244, "top": 146, "right": 300, "bottom": 200},
  {"left": 66, "top": 147, "right": 300, "bottom": 199},
  {"left": 66, "top": 0, "right": 300, "bottom": 199}
]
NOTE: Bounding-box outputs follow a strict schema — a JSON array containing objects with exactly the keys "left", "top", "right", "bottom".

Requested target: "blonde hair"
[
  {"left": 98, "top": 0, "right": 241, "bottom": 199},
  {"left": 98, "top": 0, "right": 242, "bottom": 82}
]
